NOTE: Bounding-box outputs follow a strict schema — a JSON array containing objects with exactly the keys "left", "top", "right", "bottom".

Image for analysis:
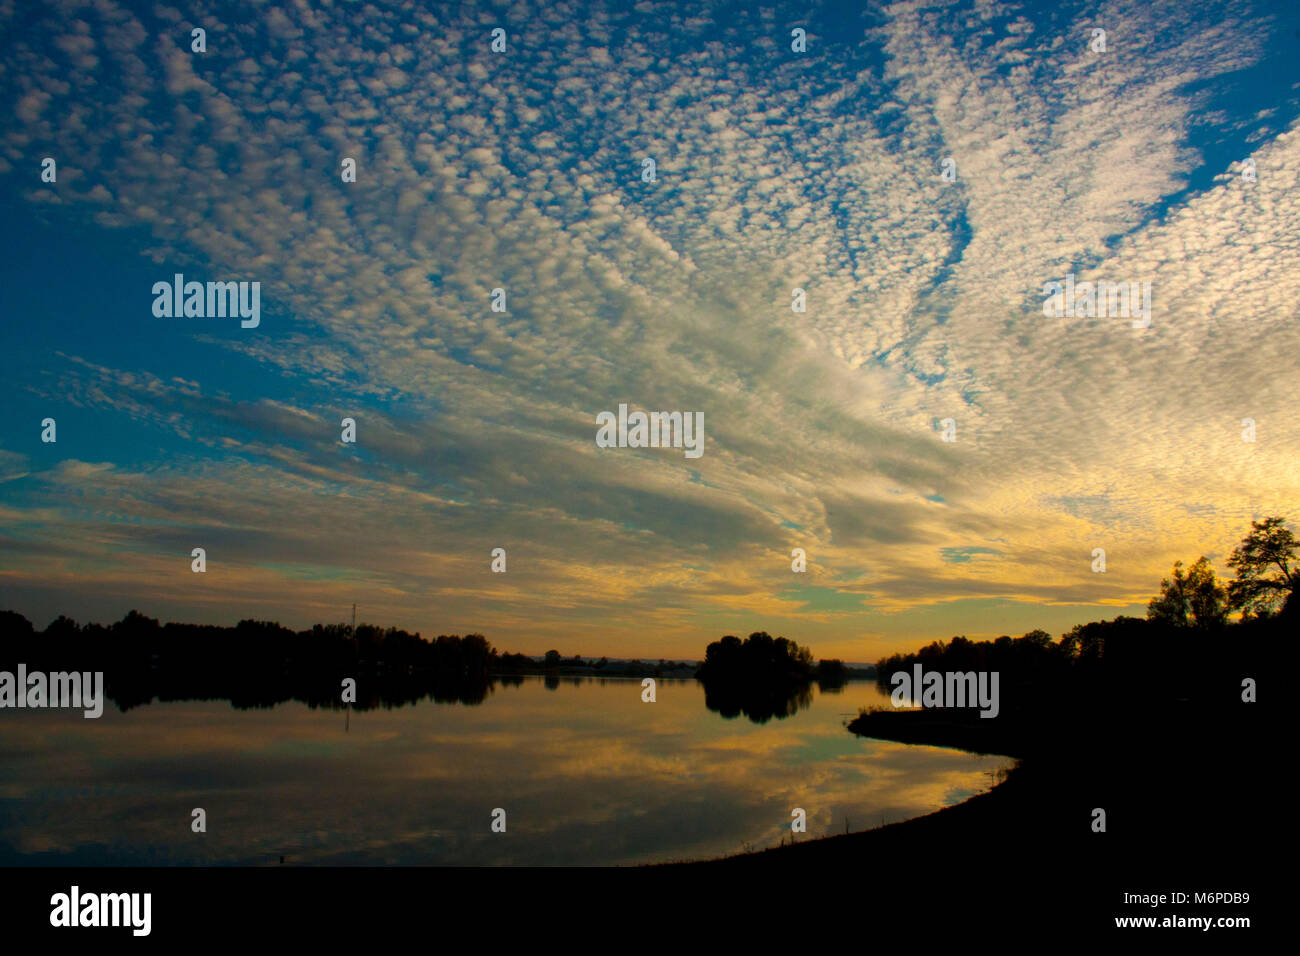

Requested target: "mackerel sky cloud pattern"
[{"left": 2, "top": 0, "right": 1298, "bottom": 658}]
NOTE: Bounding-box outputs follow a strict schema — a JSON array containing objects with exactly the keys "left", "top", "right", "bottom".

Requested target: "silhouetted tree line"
[
  {"left": 695, "top": 631, "right": 849, "bottom": 723},
  {"left": 0, "top": 610, "right": 526, "bottom": 712},
  {"left": 863, "top": 614, "right": 1288, "bottom": 759},
  {"left": 872, "top": 517, "right": 1297, "bottom": 731},
  {"left": 530, "top": 650, "right": 694, "bottom": 677},
  {"left": 1145, "top": 515, "right": 1299, "bottom": 625}
]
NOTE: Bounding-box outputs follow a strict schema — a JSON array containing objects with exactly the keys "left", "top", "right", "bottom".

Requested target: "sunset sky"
[{"left": 2, "top": 0, "right": 1298, "bottom": 660}]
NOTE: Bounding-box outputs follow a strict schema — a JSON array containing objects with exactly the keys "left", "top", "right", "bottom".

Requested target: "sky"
[{"left": 1, "top": 0, "right": 1298, "bottom": 661}]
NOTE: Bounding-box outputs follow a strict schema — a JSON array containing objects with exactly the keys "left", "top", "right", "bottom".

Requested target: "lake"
[{"left": 0, "top": 676, "right": 1012, "bottom": 865}]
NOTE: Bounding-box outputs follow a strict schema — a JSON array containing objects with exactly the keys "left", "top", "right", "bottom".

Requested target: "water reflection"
[
  {"left": 0, "top": 678, "right": 1012, "bottom": 866},
  {"left": 700, "top": 679, "right": 813, "bottom": 723}
]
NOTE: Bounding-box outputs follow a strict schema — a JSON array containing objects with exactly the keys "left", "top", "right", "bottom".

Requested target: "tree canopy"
[
  {"left": 1226, "top": 516, "right": 1298, "bottom": 618},
  {"left": 1146, "top": 556, "right": 1228, "bottom": 628}
]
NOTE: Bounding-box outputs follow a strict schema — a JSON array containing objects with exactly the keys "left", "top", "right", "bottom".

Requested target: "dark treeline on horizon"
[
  {"left": 0, "top": 610, "right": 863, "bottom": 721},
  {"left": 864, "top": 515, "right": 1299, "bottom": 753},
  {"left": 0, "top": 610, "right": 705, "bottom": 713},
  {"left": 0, "top": 609, "right": 852, "bottom": 719},
  {"left": 3, "top": 518, "right": 1294, "bottom": 720},
  {"left": 872, "top": 612, "right": 1285, "bottom": 733},
  {"left": 0, "top": 609, "right": 541, "bottom": 711}
]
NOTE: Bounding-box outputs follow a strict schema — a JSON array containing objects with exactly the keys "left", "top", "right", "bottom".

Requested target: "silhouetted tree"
[
  {"left": 1147, "top": 556, "right": 1228, "bottom": 628},
  {"left": 1227, "top": 516, "right": 1299, "bottom": 618}
]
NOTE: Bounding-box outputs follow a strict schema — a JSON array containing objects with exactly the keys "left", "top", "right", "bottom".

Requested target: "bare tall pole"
[{"left": 347, "top": 603, "right": 357, "bottom": 733}]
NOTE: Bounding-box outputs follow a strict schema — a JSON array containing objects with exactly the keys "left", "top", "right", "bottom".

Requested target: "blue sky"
[{"left": 2, "top": 0, "right": 1298, "bottom": 659}]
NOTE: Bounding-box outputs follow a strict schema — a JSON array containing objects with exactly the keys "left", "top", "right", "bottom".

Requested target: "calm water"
[{"left": 0, "top": 677, "right": 1012, "bottom": 865}]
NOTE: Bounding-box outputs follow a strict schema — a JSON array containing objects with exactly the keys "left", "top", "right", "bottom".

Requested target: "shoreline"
[
  {"left": 661, "top": 686, "right": 1276, "bottom": 931},
  {"left": 660, "top": 707, "right": 1032, "bottom": 868}
]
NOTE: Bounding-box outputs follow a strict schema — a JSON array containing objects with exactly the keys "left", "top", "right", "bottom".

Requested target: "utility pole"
[
  {"left": 351, "top": 603, "right": 359, "bottom": 660},
  {"left": 347, "top": 603, "right": 357, "bottom": 733}
]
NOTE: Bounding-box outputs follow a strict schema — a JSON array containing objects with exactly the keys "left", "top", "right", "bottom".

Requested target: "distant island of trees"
[{"left": 693, "top": 631, "right": 859, "bottom": 723}]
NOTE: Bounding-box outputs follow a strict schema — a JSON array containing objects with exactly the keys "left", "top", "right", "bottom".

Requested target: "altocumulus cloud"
[{"left": 1, "top": 0, "right": 1298, "bottom": 657}]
